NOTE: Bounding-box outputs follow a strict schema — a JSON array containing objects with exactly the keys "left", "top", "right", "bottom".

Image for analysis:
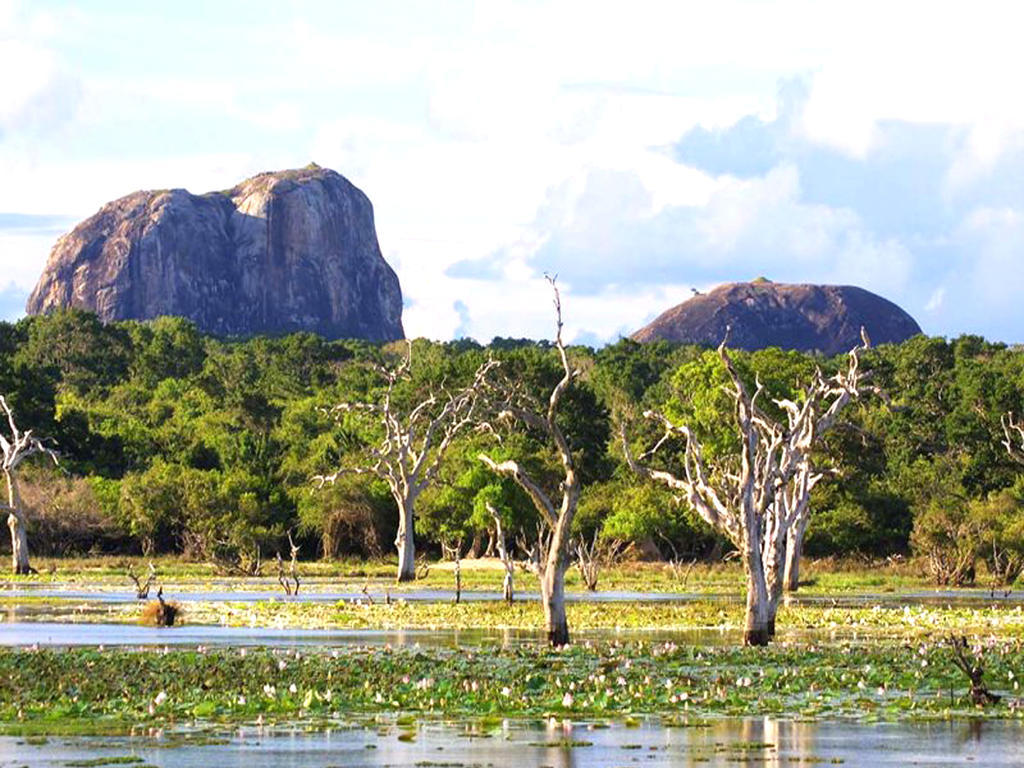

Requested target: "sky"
[{"left": 1, "top": 0, "right": 1022, "bottom": 346}]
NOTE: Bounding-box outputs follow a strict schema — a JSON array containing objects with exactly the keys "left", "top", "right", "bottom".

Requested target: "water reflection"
[{"left": 1, "top": 717, "right": 1021, "bottom": 767}]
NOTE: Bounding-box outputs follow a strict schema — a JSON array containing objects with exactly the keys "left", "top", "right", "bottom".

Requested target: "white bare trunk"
[
  {"left": 743, "top": 538, "right": 777, "bottom": 646},
  {"left": 490, "top": 506, "right": 515, "bottom": 604},
  {"left": 502, "top": 567, "right": 514, "bottom": 604},
  {"left": 5, "top": 471, "right": 30, "bottom": 575},
  {"left": 541, "top": 545, "right": 569, "bottom": 646},
  {"left": 395, "top": 497, "right": 416, "bottom": 582},
  {"left": 784, "top": 515, "right": 809, "bottom": 592}
]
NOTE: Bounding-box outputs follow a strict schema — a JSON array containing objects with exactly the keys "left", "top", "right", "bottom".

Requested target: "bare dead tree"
[
  {"left": 515, "top": 524, "right": 548, "bottom": 577},
  {"left": 316, "top": 345, "right": 498, "bottom": 582},
  {"left": 487, "top": 502, "right": 515, "bottom": 604},
  {"left": 656, "top": 532, "right": 697, "bottom": 586},
  {"left": 441, "top": 538, "right": 464, "bottom": 604},
  {"left": 453, "top": 546, "right": 461, "bottom": 604},
  {"left": 478, "top": 276, "right": 580, "bottom": 646},
  {"left": 1001, "top": 412, "right": 1024, "bottom": 465},
  {"left": 622, "top": 331, "right": 875, "bottom": 645},
  {"left": 947, "top": 635, "right": 1002, "bottom": 706},
  {"left": 573, "top": 531, "right": 623, "bottom": 591},
  {"left": 0, "top": 395, "right": 59, "bottom": 575},
  {"left": 127, "top": 562, "right": 157, "bottom": 599},
  {"left": 276, "top": 531, "right": 300, "bottom": 596}
]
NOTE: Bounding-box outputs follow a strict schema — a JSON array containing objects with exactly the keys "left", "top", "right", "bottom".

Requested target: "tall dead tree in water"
[
  {"left": 478, "top": 277, "right": 580, "bottom": 647},
  {"left": 622, "top": 331, "right": 874, "bottom": 645},
  {"left": 487, "top": 502, "right": 516, "bottom": 603},
  {"left": 316, "top": 346, "right": 497, "bottom": 582},
  {"left": 1, "top": 395, "right": 58, "bottom": 575}
]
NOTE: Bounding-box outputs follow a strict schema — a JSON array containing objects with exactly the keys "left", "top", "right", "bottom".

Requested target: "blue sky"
[{"left": 1, "top": 0, "right": 1022, "bottom": 344}]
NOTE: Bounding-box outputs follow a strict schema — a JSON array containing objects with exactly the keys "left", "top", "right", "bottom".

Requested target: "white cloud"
[
  {"left": 2, "top": 1, "right": 1024, "bottom": 344},
  {"left": 0, "top": 231, "right": 57, "bottom": 290},
  {"left": 0, "top": 21, "right": 80, "bottom": 138}
]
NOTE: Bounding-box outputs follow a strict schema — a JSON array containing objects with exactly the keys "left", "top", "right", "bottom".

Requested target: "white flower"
[
  {"left": 237, "top": 695, "right": 246, "bottom": 705},
  {"left": 501, "top": 687, "right": 511, "bottom": 697},
  {"left": 561, "top": 693, "right": 574, "bottom": 708},
  {"left": 289, "top": 683, "right": 298, "bottom": 694},
  {"left": 263, "top": 684, "right": 276, "bottom": 697},
  {"left": 153, "top": 691, "right": 167, "bottom": 706}
]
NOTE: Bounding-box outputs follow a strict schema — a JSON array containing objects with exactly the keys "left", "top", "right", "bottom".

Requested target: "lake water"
[
  {"left": 3, "top": 583, "right": 1021, "bottom": 650},
  {"left": 2, "top": 586, "right": 1023, "bottom": 766},
  {"left": 1, "top": 717, "right": 1021, "bottom": 767}
]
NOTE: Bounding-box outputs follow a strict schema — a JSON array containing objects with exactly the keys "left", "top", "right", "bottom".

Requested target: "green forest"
[{"left": 2, "top": 308, "right": 1023, "bottom": 588}]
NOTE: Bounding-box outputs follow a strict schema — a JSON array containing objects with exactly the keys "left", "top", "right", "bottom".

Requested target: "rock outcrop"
[
  {"left": 632, "top": 280, "right": 921, "bottom": 354},
  {"left": 26, "top": 165, "right": 404, "bottom": 341}
]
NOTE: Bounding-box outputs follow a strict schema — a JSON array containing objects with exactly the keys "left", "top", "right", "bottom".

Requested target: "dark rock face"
[
  {"left": 632, "top": 281, "right": 921, "bottom": 355},
  {"left": 26, "top": 166, "right": 404, "bottom": 341}
]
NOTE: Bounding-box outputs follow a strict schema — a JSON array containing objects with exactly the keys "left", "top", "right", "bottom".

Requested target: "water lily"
[{"left": 561, "top": 692, "right": 574, "bottom": 708}]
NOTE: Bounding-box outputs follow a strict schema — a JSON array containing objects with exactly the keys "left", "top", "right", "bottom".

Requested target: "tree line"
[{"left": 2, "top": 305, "right": 1023, "bottom": 609}]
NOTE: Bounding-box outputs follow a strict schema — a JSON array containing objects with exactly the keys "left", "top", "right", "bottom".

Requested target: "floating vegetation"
[
  {"left": 127, "top": 596, "right": 1024, "bottom": 640},
  {"left": 0, "top": 639, "right": 1021, "bottom": 730}
]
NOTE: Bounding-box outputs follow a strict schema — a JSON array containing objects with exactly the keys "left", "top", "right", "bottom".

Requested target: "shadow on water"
[{"left": 2, "top": 717, "right": 1023, "bottom": 767}]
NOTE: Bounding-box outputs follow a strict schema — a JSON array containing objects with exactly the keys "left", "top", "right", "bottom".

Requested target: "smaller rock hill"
[{"left": 631, "top": 280, "right": 922, "bottom": 355}]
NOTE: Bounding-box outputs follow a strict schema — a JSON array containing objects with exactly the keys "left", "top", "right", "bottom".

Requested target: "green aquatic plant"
[{"left": 0, "top": 640, "right": 1021, "bottom": 731}]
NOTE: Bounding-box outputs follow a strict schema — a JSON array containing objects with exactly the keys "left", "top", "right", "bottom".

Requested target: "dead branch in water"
[
  {"left": 947, "top": 635, "right": 1002, "bottom": 706},
  {"left": 276, "top": 531, "right": 301, "bottom": 596},
  {"left": 127, "top": 562, "right": 156, "bottom": 599}
]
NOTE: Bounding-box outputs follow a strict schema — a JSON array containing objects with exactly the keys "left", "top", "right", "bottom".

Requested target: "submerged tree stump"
[
  {"left": 142, "top": 587, "right": 180, "bottom": 627},
  {"left": 948, "top": 635, "right": 1001, "bottom": 706}
]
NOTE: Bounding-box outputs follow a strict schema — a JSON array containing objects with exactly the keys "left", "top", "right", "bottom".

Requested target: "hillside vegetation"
[{"left": 2, "top": 310, "right": 1022, "bottom": 585}]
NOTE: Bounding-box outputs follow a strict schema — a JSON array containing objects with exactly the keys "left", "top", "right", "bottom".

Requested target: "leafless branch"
[
  {"left": 276, "top": 531, "right": 300, "bottom": 596},
  {"left": 127, "top": 562, "right": 156, "bottom": 599},
  {"left": 1002, "top": 412, "right": 1024, "bottom": 465}
]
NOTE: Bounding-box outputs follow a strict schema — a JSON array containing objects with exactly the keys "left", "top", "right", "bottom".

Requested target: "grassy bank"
[{"left": 0, "top": 554, "right": 980, "bottom": 596}]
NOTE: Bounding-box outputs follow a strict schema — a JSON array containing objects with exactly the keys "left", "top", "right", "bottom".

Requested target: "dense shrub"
[
  {"left": 13, "top": 466, "right": 129, "bottom": 556},
  {"left": 298, "top": 474, "right": 395, "bottom": 558}
]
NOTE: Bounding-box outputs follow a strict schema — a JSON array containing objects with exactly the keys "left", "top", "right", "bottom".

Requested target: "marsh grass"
[{"left": 5, "top": 555, "right": 975, "bottom": 597}]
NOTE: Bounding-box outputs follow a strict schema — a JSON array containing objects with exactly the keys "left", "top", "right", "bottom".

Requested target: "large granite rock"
[
  {"left": 632, "top": 280, "right": 921, "bottom": 355},
  {"left": 26, "top": 165, "right": 404, "bottom": 341}
]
